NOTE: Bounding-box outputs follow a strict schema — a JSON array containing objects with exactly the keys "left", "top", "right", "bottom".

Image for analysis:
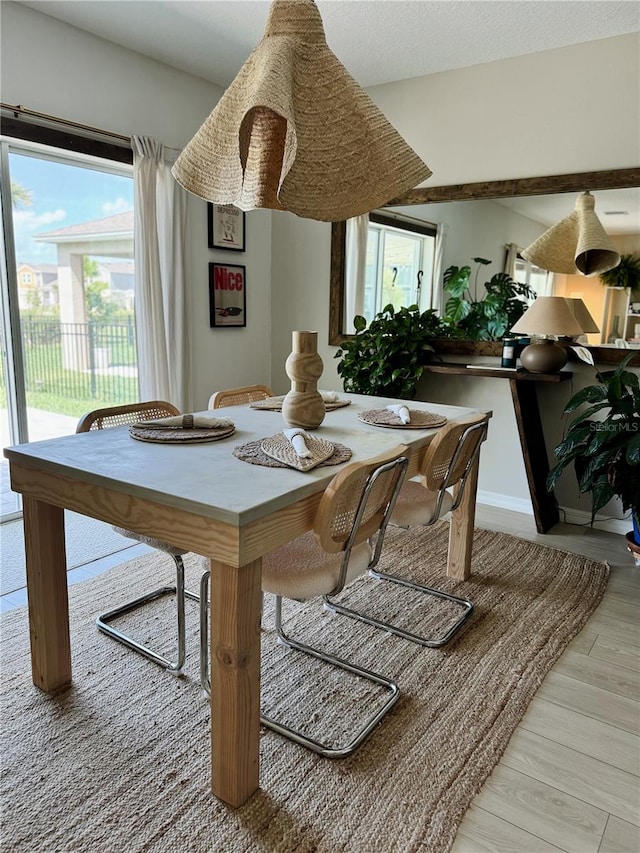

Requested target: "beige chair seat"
[
  {"left": 262, "top": 532, "right": 372, "bottom": 601},
  {"left": 111, "top": 527, "right": 188, "bottom": 556},
  {"left": 390, "top": 480, "right": 454, "bottom": 528}
]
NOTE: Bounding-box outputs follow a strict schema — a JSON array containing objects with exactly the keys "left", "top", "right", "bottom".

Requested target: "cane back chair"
[
  {"left": 208, "top": 384, "right": 274, "bottom": 409},
  {"left": 76, "top": 400, "right": 198, "bottom": 673},
  {"left": 200, "top": 446, "right": 409, "bottom": 758},
  {"left": 324, "top": 412, "right": 489, "bottom": 648}
]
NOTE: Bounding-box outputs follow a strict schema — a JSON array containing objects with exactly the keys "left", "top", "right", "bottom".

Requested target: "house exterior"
[{"left": 16, "top": 262, "right": 58, "bottom": 309}]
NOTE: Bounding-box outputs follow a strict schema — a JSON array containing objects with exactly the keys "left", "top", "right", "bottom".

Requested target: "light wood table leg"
[
  {"left": 209, "top": 557, "right": 262, "bottom": 807},
  {"left": 23, "top": 496, "right": 71, "bottom": 692},
  {"left": 446, "top": 453, "right": 480, "bottom": 580}
]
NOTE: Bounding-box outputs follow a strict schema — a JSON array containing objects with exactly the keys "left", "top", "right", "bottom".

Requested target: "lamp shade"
[
  {"left": 565, "top": 297, "right": 600, "bottom": 334},
  {"left": 521, "top": 192, "right": 620, "bottom": 277},
  {"left": 510, "top": 296, "right": 586, "bottom": 373},
  {"left": 510, "top": 296, "right": 584, "bottom": 337},
  {"left": 171, "top": 0, "right": 432, "bottom": 222}
]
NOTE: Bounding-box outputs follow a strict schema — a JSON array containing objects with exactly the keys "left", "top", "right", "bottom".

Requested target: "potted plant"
[
  {"left": 599, "top": 252, "right": 640, "bottom": 293},
  {"left": 335, "top": 303, "right": 459, "bottom": 399},
  {"left": 442, "top": 257, "right": 536, "bottom": 340},
  {"left": 547, "top": 352, "right": 640, "bottom": 559}
]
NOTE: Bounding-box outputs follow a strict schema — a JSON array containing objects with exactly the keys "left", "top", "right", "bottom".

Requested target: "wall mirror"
[{"left": 329, "top": 168, "right": 640, "bottom": 363}]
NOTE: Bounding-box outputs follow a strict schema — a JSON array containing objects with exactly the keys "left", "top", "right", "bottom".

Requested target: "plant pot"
[{"left": 625, "top": 530, "right": 640, "bottom": 567}]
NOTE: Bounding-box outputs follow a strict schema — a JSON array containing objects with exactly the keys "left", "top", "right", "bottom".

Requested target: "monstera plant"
[
  {"left": 442, "top": 257, "right": 535, "bottom": 340},
  {"left": 547, "top": 353, "right": 640, "bottom": 548}
]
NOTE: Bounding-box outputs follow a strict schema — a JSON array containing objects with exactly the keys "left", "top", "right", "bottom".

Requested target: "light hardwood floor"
[
  {"left": 1, "top": 506, "right": 638, "bottom": 851},
  {"left": 451, "top": 506, "right": 640, "bottom": 853}
]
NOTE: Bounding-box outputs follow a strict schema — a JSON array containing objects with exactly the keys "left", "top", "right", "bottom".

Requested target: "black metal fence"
[{"left": 19, "top": 317, "right": 138, "bottom": 403}]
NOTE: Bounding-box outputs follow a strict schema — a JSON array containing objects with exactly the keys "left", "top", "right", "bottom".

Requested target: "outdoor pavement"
[{"left": 1, "top": 407, "right": 78, "bottom": 517}]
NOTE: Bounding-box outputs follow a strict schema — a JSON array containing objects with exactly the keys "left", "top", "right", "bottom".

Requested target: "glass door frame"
[{"left": 0, "top": 123, "right": 133, "bottom": 522}]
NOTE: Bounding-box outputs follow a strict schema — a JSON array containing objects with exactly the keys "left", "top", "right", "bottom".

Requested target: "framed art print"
[
  {"left": 208, "top": 203, "right": 246, "bottom": 251},
  {"left": 209, "top": 262, "right": 246, "bottom": 327}
]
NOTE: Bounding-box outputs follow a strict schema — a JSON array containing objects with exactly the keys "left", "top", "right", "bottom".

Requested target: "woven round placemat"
[
  {"left": 234, "top": 439, "right": 352, "bottom": 469},
  {"left": 358, "top": 409, "right": 447, "bottom": 429},
  {"left": 129, "top": 424, "right": 236, "bottom": 444},
  {"left": 250, "top": 396, "right": 351, "bottom": 412},
  {"left": 262, "top": 433, "right": 335, "bottom": 471}
]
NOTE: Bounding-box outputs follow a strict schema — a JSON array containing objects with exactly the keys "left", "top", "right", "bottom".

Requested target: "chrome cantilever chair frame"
[
  {"left": 324, "top": 416, "right": 489, "bottom": 648},
  {"left": 77, "top": 401, "right": 198, "bottom": 673},
  {"left": 200, "top": 451, "right": 409, "bottom": 758}
]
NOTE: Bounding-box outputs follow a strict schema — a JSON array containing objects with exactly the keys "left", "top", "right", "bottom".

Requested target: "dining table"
[{"left": 3, "top": 392, "right": 490, "bottom": 808}]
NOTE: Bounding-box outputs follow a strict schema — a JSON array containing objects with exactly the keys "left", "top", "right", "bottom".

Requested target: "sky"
[{"left": 8, "top": 151, "right": 134, "bottom": 265}]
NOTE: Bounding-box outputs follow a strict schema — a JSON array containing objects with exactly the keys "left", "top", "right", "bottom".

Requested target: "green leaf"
[
  {"left": 563, "top": 384, "right": 608, "bottom": 413},
  {"left": 353, "top": 315, "right": 367, "bottom": 333},
  {"left": 443, "top": 266, "right": 471, "bottom": 297}
]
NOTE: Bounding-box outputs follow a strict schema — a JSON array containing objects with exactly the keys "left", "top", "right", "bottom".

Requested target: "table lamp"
[
  {"left": 564, "top": 298, "right": 600, "bottom": 338},
  {"left": 509, "top": 296, "right": 584, "bottom": 372}
]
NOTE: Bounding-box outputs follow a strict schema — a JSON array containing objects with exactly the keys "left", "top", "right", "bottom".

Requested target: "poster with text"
[
  {"left": 208, "top": 203, "right": 246, "bottom": 251},
  {"left": 209, "top": 262, "right": 246, "bottom": 327}
]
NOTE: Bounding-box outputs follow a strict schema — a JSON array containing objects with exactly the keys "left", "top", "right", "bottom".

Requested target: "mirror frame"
[{"left": 329, "top": 167, "right": 640, "bottom": 364}]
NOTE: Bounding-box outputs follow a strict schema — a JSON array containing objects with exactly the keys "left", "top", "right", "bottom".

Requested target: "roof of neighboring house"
[
  {"left": 36, "top": 211, "right": 133, "bottom": 242},
  {"left": 19, "top": 263, "right": 59, "bottom": 273}
]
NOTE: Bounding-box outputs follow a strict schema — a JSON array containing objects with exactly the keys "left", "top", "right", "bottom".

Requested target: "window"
[
  {"left": 363, "top": 213, "right": 436, "bottom": 320},
  {"left": 514, "top": 255, "right": 552, "bottom": 299}
]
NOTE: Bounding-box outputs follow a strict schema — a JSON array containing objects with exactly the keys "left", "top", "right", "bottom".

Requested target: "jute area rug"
[{"left": 0, "top": 523, "right": 608, "bottom": 853}]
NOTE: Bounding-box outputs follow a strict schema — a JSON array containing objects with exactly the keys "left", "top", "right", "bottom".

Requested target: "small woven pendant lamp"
[{"left": 522, "top": 192, "right": 620, "bottom": 277}]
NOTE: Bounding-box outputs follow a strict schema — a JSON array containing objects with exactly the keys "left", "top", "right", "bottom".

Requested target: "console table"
[{"left": 421, "top": 362, "right": 572, "bottom": 533}]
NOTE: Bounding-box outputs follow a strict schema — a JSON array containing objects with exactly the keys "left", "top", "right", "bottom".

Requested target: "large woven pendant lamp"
[
  {"left": 171, "top": 0, "right": 431, "bottom": 222},
  {"left": 521, "top": 191, "right": 620, "bottom": 277}
]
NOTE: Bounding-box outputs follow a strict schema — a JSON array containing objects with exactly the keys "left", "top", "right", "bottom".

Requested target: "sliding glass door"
[{"left": 0, "top": 138, "right": 137, "bottom": 521}]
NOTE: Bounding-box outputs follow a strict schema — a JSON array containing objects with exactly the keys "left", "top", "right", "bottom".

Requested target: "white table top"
[{"left": 4, "top": 393, "right": 480, "bottom": 526}]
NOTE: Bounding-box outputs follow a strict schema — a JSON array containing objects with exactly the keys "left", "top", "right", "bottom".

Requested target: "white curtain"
[
  {"left": 504, "top": 242, "right": 519, "bottom": 278},
  {"left": 132, "top": 135, "right": 191, "bottom": 412},
  {"left": 344, "top": 214, "right": 369, "bottom": 331},
  {"left": 431, "top": 222, "right": 447, "bottom": 312}
]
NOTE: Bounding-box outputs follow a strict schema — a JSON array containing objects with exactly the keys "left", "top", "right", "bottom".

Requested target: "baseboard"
[
  {"left": 476, "top": 491, "right": 631, "bottom": 536},
  {"left": 477, "top": 490, "right": 533, "bottom": 516},
  {"left": 477, "top": 489, "right": 632, "bottom": 536},
  {"left": 559, "top": 506, "right": 631, "bottom": 536}
]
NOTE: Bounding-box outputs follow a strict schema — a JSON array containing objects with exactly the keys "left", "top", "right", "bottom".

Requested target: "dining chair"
[
  {"left": 76, "top": 400, "right": 198, "bottom": 673},
  {"left": 208, "top": 384, "right": 274, "bottom": 409},
  {"left": 199, "top": 446, "right": 409, "bottom": 758},
  {"left": 324, "top": 412, "right": 489, "bottom": 648}
]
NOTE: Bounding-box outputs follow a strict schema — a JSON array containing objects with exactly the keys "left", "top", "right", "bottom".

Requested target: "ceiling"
[
  {"left": 18, "top": 0, "right": 639, "bottom": 89},
  {"left": 17, "top": 0, "right": 639, "bottom": 233},
  {"left": 496, "top": 188, "right": 640, "bottom": 237}
]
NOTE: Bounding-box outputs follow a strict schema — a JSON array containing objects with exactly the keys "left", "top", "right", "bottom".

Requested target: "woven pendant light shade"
[
  {"left": 521, "top": 192, "right": 621, "bottom": 277},
  {"left": 171, "top": 0, "right": 432, "bottom": 222}
]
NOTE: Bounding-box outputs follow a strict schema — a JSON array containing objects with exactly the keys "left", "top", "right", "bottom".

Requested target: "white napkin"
[
  {"left": 320, "top": 390, "right": 339, "bottom": 403},
  {"left": 137, "top": 414, "right": 234, "bottom": 430},
  {"left": 386, "top": 404, "right": 411, "bottom": 424},
  {"left": 283, "top": 427, "right": 312, "bottom": 458}
]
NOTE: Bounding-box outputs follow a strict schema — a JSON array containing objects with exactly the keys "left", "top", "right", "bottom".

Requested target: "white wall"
[{"left": 0, "top": 1, "right": 273, "bottom": 410}]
